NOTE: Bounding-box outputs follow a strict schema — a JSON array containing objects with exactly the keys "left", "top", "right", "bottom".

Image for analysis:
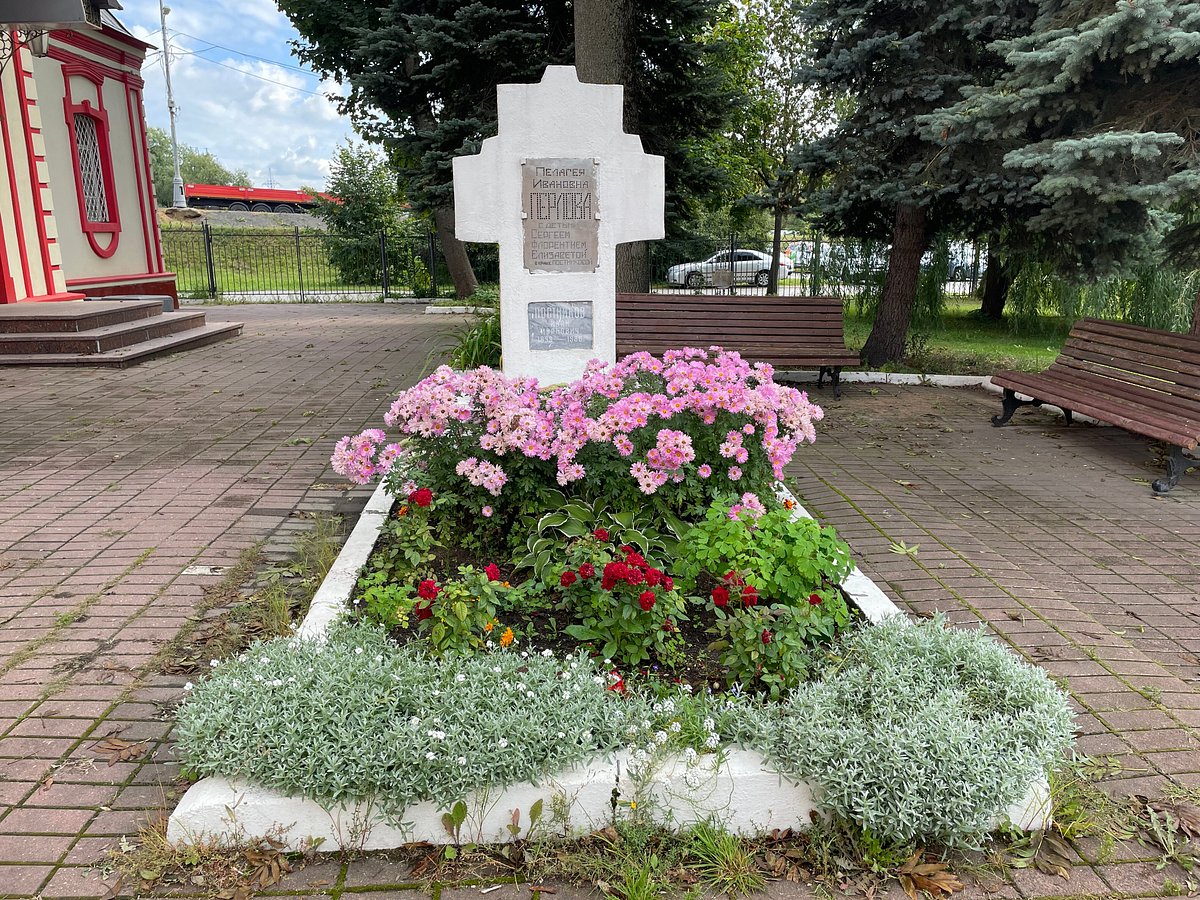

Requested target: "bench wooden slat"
[
  {"left": 993, "top": 371, "right": 1200, "bottom": 447},
  {"left": 1074, "top": 318, "right": 1200, "bottom": 362},
  {"left": 1061, "top": 339, "right": 1200, "bottom": 388},
  {"left": 1051, "top": 355, "right": 1200, "bottom": 407},
  {"left": 615, "top": 293, "right": 858, "bottom": 375},
  {"left": 1032, "top": 365, "right": 1200, "bottom": 429}
]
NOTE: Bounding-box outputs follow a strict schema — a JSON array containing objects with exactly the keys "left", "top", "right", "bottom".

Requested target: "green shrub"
[
  {"left": 176, "top": 622, "right": 633, "bottom": 813},
  {"left": 733, "top": 616, "right": 1074, "bottom": 847},
  {"left": 448, "top": 310, "right": 501, "bottom": 369}
]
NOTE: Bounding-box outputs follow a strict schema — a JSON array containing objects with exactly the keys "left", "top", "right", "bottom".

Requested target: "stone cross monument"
[{"left": 452, "top": 66, "right": 665, "bottom": 384}]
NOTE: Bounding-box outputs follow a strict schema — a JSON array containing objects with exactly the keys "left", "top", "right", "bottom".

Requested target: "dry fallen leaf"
[
  {"left": 245, "top": 843, "right": 291, "bottom": 888},
  {"left": 92, "top": 737, "right": 149, "bottom": 766},
  {"left": 1148, "top": 799, "right": 1200, "bottom": 838},
  {"left": 897, "top": 850, "right": 964, "bottom": 900}
]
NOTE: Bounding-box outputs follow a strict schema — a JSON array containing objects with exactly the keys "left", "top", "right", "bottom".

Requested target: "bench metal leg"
[
  {"left": 1152, "top": 446, "right": 1189, "bottom": 495},
  {"left": 816, "top": 366, "right": 843, "bottom": 399},
  {"left": 991, "top": 388, "right": 1039, "bottom": 426}
]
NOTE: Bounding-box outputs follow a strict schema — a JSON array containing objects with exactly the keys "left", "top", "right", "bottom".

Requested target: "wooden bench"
[
  {"left": 991, "top": 318, "right": 1200, "bottom": 493},
  {"left": 615, "top": 293, "right": 859, "bottom": 396}
]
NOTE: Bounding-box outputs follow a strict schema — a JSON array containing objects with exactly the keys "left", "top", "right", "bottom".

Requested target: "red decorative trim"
[
  {"left": 68, "top": 275, "right": 178, "bottom": 304},
  {"left": 61, "top": 66, "right": 122, "bottom": 259},
  {"left": 15, "top": 291, "right": 87, "bottom": 303},
  {"left": 47, "top": 45, "right": 144, "bottom": 88},
  {"left": 66, "top": 271, "right": 176, "bottom": 287},
  {"left": 0, "top": 58, "right": 33, "bottom": 297},
  {"left": 126, "top": 85, "right": 155, "bottom": 272},
  {"left": 13, "top": 35, "right": 56, "bottom": 294},
  {"left": 55, "top": 28, "right": 149, "bottom": 68}
]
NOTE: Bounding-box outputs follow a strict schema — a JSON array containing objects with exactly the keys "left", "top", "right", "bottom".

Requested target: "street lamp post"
[{"left": 159, "top": 0, "right": 185, "bottom": 208}]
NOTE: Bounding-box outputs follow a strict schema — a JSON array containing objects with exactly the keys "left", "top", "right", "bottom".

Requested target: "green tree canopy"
[
  {"left": 922, "top": 0, "right": 1200, "bottom": 280},
  {"left": 147, "top": 126, "right": 250, "bottom": 207}
]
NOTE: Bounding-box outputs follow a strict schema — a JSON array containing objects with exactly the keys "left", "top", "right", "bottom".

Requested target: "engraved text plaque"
[{"left": 523, "top": 157, "right": 598, "bottom": 272}]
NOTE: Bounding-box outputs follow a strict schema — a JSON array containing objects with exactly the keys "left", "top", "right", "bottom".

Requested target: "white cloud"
[{"left": 115, "top": 0, "right": 354, "bottom": 190}]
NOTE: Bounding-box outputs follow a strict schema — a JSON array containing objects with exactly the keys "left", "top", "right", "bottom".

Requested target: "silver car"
[{"left": 666, "top": 249, "right": 792, "bottom": 288}]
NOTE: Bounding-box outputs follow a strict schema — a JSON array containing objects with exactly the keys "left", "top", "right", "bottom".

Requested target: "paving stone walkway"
[{"left": 0, "top": 305, "right": 1196, "bottom": 899}]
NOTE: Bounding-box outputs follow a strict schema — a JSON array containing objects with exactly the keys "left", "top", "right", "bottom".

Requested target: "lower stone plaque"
[{"left": 528, "top": 300, "right": 593, "bottom": 351}]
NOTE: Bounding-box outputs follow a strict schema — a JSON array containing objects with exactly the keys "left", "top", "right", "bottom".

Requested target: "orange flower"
[
  {"left": 499, "top": 627, "right": 515, "bottom": 648},
  {"left": 783, "top": 499, "right": 795, "bottom": 510},
  {"left": 484, "top": 620, "right": 495, "bottom": 633},
  {"left": 397, "top": 505, "right": 409, "bottom": 517}
]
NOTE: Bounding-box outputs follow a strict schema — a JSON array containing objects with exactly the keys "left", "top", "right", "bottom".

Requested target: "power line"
[
  {"left": 170, "top": 30, "right": 313, "bottom": 75},
  {"left": 160, "top": 51, "right": 331, "bottom": 97}
]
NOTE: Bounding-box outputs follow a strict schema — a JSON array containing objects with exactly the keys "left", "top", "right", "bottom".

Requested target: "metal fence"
[
  {"left": 648, "top": 232, "right": 984, "bottom": 300},
  {"left": 162, "top": 224, "right": 982, "bottom": 303},
  {"left": 162, "top": 224, "right": 500, "bottom": 302}
]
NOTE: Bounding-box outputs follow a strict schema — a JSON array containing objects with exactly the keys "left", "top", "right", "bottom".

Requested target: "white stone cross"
[{"left": 453, "top": 65, "right": 665, "bottom": 384}]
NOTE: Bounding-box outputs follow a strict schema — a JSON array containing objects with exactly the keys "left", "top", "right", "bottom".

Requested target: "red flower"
[
  {"left": 579, "top": 562, "right": 595, "bottom": 579},
  {"left": 484, "top": 563, "right": 502, "bottom": 582},
  {"left": 417, "top": 579, "right": 440, "bottom": 600},
  {"left": 415, "top": 601, "right": 433, "bottom": 621},
  {"left": 662, "top": 619, "right": 676, "bottom": 633},
  {"left": 625, "top": 550, "right": 647, "bottom": 569},
  {"left": 761, "top": 629, "right": 772, "bottom": 644},
  {"left": 742, "top": 584, "right": 758, "bottom": 607},
  {"left": 711, "top": 586, "right": 730, "bottom": 607},
  {"left": 593, "top": 528, "right": 609, "bottom": 541},
  {"left": 620, "top": 544, "right": 634, "bottom": 554},
  {"left": 808, "top": 593, "right": 822, "bottom": 606},
  {"left": 607, "top": 669, "right": 626, "bottom": 693},
  {"left": 638, "top": 590, "right": 656, "bottom": 611},
  {"left": 408, "top": 487, "right": 433, "bottom": 508},
  {"left": 560, "top": 570, "right": 577, "bottom": 588},
  {"left": 601, "top": 561, "right": 629, "bottom": 591},
  {"left": 626, "top": 567, "right": 645, "bottom": 586},
  {"left": 663, "top": 576, "right": 674, "bottom": 592},
  {"left": 724, "top": 570, "right": 743, "bottom": 586},
  {"left": 644, "top": 568, "right": 662, "bottom": 587}
]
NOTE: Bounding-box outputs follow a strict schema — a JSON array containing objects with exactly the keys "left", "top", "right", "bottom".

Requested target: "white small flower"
[
  {"left": 492, "top": 666, "right": 502, "bottom": 674},
  {"left": 260, "top": 656, "right": 270, "bottom": 665},
  {"left": 375, "top": 655, "right": 383, "bottom": 663},
  {"left": 642, "top": 719, "right": 651, "bottom": 729},
  {"left": 457, "top": 756, "right": 467, "bottom": 766},
  {"left": 702, "top": 718, "right": 715, "bottom": 731},
  {"left": 455, "top": 673, "right": 466, "bottom": 683},
  {"left": 558, "top": 732, "right": 566, "bottom": 739},
  {"left": 562, "top": 690, "right": 572, "bottom": 700},
  {"left": 486, "top": 639, "right": 494, "bottom": 648},
  {"left": 662, "top": 699, "right": 675, "bottom": 713},
  {"left": 410, "top": 716, "right": 421, "bottom": 727},
  {"left": 270, "top": 679, "right": 283, "bottom": 687},
  {"left": 209, "top": 659, "right": 219, "bottom": 668},
  {"left": 498, "top": 738, "right": 509, "bottom": 748},
  {"left": 432, "top": 690, "right": 441, "bottom": 697},
  {"left": 183, "top": 682, "right": 194, "bottom": 691},
  {"left": 426, "top": 751, "right": 437, "bottom": 760},
  {"left": 542, "top": 648, "right": 553, "bottom": 658},
  {"left": 705, "top": 734, "right": 720, "bottom": 749},
  {"left": 354, "top": 647, "right": 364, "bottom": 655},
  {"left": 684, "top": 748, "right": 698, "bottom": 763},
  {"left": 669, "top": 722, "right": 681, "bottom": 733},
  {"left": 654, "top": 730, "right": 668, "bottom": 744}
]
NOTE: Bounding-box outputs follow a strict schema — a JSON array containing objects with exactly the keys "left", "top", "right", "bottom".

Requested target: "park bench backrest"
[
  {"left": 615, "top": 293, "right": 856, "bottom": 364},
  {"left": 1051, "top": 318, "right": 1200, "bottom": 424}
]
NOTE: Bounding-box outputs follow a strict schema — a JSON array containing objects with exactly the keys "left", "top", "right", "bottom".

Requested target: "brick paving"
[{"left": 0, "top": 309, "right": 1197, "bottom": 898}]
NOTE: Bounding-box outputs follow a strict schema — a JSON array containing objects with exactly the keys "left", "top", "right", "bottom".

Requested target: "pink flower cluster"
[
  {"left": 331, "top": 348, "right": 824, "bottom": 497},
  {"left": 330, "top": 429, "right": 406, "bottom": 485},
  {"left": 728, "top": 491, "right": 767, "bottom": 521},
  {"left": 455, "top": 456, "right": 509, "bottom": 496}
]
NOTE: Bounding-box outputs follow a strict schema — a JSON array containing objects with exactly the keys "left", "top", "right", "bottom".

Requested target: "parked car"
[{"left": 666, "top": 249, "right": 792, "bottom": 288}]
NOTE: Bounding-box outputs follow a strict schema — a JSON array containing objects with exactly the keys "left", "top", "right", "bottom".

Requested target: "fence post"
[
  {"left": 427, "top": 228, "right": 439, "bottom": 300},
  {"left": 201, "top": 223, "right": 218, "bottom": 298},
  {"left": 380, "top": 231, "right": 390, "bottom": 298},
  {"left": 728, "top": 231, "right": 737, "bottom": 296},
  {"left": 294, "top": 226, "right": 305, "bottom": 302}
]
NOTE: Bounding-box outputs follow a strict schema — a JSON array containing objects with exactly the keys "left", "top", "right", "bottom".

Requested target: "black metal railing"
[{"left": 162, "top": 224, "right": 500, "bottom": 301}]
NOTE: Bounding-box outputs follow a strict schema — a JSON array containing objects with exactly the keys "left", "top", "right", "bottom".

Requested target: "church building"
[{"left": 0, "top": 4, "right": 174, "bottom": 304}]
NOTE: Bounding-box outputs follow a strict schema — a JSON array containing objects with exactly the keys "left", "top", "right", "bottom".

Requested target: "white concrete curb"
[
  {"left": 425, "top": 305, "right": 487, "bottom": 315},
  {"left": 168, "top": 450, "right": 1053, "bottom": 850}
]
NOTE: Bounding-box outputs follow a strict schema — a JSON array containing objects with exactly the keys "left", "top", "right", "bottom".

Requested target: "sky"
[{"left": 116, "top": 0, "right": 355, "bottom": 190}]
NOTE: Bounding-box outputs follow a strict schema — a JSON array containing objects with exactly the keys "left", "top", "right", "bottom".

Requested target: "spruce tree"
[
  {"left": 924, "top": 0, "right": 1200, "bottom": 285},
  {"left": 797, "top": 0, "right": 1037, "bottom": 363}
]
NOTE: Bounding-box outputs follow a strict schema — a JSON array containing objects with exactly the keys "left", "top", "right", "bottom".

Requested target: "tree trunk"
[
  {"left": 979, "top": 249, "right": 1012, "bottom": 320},
  {"left": 768, "top": 204, "right": 785, "bottom": 296},
  {"left": 1192, "top": 289, "right": 1200, "bottom": 336},
  {"left": 861, "top": 203, "right": 927, "bottom": 366},
  {"left": 575, "top": 0, "right": 650, "bottom": 291},
  {"left": 434, "top": 206, "right": 478, "bottom": 299}
]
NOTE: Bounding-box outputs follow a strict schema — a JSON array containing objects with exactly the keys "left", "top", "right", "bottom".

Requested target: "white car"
[{"left": 666, "top": 249, "right": 792, "bottom": 288}]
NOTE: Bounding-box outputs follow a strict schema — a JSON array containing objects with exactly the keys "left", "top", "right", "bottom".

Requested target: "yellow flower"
[{"left": 499, "top": 627, "right": 514, "bottom": 648}]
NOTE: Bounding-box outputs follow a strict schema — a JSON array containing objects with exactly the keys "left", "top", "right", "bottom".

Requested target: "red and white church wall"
[{"left": 0, "top": 21, "right": 174, "bottom": 304}]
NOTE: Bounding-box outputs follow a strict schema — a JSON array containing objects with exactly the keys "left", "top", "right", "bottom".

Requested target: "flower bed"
[{"left": 169, "top": 349, "right": 1073, "bottom": 853}]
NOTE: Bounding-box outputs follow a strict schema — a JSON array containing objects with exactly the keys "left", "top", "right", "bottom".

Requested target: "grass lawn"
[{"left": 844, "top": 297, "right": 1073, "bottom": 375}]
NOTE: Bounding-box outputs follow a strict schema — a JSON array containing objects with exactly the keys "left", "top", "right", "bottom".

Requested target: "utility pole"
[{"left": 159, "top": 0, "right": 185, "bottom": 208}]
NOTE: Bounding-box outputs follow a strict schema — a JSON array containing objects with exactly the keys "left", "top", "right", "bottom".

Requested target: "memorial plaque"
[
  {"left": 523, "top": 157, "right": 599, "bottom": 273},
  {"left": 528, "top": 300, "right": 593, "bottom": 350}
]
